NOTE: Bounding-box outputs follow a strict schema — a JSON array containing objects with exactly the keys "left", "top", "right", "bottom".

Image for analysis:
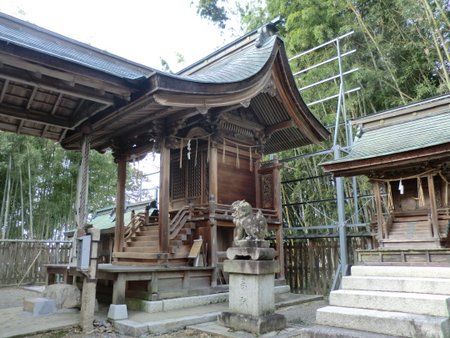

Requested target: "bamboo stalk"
[{"left": 347, "top": 1, "right": 407, "bottom": 104}]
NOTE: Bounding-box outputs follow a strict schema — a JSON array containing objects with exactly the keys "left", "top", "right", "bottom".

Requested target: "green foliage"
[
  {"left": 0, "top": 132, "right": 144, "bottom": 239},
  {"left": 195, "top": 0, "right": 229, "bottom": 29}
]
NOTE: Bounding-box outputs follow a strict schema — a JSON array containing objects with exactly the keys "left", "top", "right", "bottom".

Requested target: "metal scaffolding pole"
[{"left": 334, "top": 145, "right": 348, "bottom": 276}]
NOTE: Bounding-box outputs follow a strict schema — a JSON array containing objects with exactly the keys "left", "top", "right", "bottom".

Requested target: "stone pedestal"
[{"left": 218, "top": 248, "right": 286, "bottom": 335}]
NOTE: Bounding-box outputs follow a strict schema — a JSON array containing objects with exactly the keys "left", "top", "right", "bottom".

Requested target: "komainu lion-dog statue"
[{"left": 231, "top": 200, "right": 268, "bottom": 245}]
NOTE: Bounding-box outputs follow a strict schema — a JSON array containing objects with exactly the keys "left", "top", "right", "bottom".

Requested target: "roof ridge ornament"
[{"left": 255, "top": 22, "right": 278, "bottom": 48}]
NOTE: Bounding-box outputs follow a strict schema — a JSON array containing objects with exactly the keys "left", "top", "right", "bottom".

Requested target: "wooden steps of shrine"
[
  {"left": 381, "top": 238, "right": 440, "bottom": 249},
  {"left": 113, "top": 252, "right": 169, "bottom": 260}
]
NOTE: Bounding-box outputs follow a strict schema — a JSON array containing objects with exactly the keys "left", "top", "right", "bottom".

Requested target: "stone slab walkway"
[{"left": 0, "top": 286, "right": 326, "bottom": 338}]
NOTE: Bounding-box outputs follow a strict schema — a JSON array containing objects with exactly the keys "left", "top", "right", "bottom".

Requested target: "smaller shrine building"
[{"left": 322, "top": 94, "right": 450, "bottom": 263}]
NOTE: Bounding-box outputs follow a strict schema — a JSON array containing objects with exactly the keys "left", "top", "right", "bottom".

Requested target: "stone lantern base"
[
  {"left": 218, "top": 258, "right": 286, "bottom": 335},
  {"left": 218, "top": 312, "right": 286, "bottom": 335}
]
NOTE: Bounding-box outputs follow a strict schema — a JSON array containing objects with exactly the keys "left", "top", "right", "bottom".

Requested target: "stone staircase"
[{"left": 315, "top": 265, "right": 450, "bottom": 337}]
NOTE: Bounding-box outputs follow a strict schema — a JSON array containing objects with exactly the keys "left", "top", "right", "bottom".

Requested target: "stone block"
[
  {"left": 330, "top": 289, "right": 450, "bottom": 317},
  {"left": 342, "top": 275, "right": 450, "bottom": 295},
  {"left": 43, "top": 283, "right": 80, "bottom": 309},
  {"left": 351, "top": 265, "right": 450, "bottom": 279},
  {"left": 226, "top": 246, "right": 276, "bottom": 260},
  {"left": 107, "top": 304, "right": 128, "bottom": 320},
  {"left": 228, "top": 273, "right": 275, "bottom": 316},
  {"left": 23, "top": 297, "right": 57, "bottom": 316},
  {"left": 218, "top": 311, "right": 286, "bottom": 335},
  {"left": 223, "top": 259, "right": 279, "bottom": 275},
  {"left": 316, "top": 306, "right": 450, "bottom": 338},
  {"left": 163, "top": 293, "right": 228, "bottom": 311}
]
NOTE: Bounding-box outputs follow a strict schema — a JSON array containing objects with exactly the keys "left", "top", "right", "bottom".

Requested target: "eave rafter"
[
  {"left": 0, "top": 102, "right": 72, "bottom": 128},
  {"left": 0, "top": 65, "right": 115, "bottom": 106},
  {"left": 0, "top": 51, "right": 136, "bottom": 100}
]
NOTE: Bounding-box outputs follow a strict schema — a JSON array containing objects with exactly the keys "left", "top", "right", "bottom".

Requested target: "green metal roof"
[
  {"left": 325, "top": 111, "right": 450, "bottom": 165},
  {"left": 90, "top": 201, "right": 149, "bottom": 230}
]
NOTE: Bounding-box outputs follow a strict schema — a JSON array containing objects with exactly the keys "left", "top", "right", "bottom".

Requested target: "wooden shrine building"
[
  {"left": 322, "top": 95, "right": 450, "bottom": 264},
  {"left": 0, "top": 13, "right": 328, "bottom": 301}
]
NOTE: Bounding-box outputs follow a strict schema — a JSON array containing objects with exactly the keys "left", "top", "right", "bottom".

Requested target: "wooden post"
[
  {"left": 372, "top": 181, "right": 384, "bottom": 240},
  {"left": 209, "top": 145, "right": 218, "bottom": 286},
  {"left": 254, "top": 158, "right": 261, "bottom": 208},
  {"left": 272, "top": 159, "right": 285, "bottom": 279},
  {"left": 159, "top": 139, "right": 170, "bottom": 253},
  {"left": 272, "top": 159, "right": 282, "bottom": 221},
  {"left": 112, "top": 274, "right": 126, "bottom": 304},
  {"left": 113, "top": 155, "right": 127, "bottom": 256},
  {"left": 76, "top": 133, "right": 98, "bottom": 333},
  {"left": 428, "top": 175, "right": 440, "bottom": 239}
]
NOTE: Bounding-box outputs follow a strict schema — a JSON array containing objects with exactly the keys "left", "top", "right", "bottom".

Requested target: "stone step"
[
  {"left": 342, "top": 275, "right": 450, "bottom": 295},
  {"left": 351, "top": 265, "right": 450, "bottom": 279},
  {"left": 329, "top": 289, "right": 450, "bottom": 317},
  {"left": 316, "top": 306, "right": 450, "bottom": 338}
]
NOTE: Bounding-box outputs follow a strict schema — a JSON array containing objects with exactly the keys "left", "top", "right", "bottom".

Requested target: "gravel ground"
[{"left": 0, "top": 286, "right": 326, "bottom": 338}]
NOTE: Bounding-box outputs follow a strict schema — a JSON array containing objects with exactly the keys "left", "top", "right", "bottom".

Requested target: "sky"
[{"left": 0, "top": 0, "right": 236, "bottom": 72}]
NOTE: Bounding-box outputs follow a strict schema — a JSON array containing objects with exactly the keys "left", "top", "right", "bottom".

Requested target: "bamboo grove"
[{"left": 0, "top": 133, "right": 147, "bottom": 240}]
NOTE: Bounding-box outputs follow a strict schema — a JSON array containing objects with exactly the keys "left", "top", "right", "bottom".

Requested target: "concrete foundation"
[{"left": 108, "top": 304, "right": 128, "bottom": 320}]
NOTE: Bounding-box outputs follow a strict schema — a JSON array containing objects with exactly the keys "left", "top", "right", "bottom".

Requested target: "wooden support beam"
[
  {"left": 255, "top": 158, "right": 261, "bottom": 208},
  {"left": 112, "top": 274, "right": 126, "bottom": 304},
  {"left": 77, "top": 134, "right": 90, "bottom": 230},
  {"left": 265, "top": 120, "right": 295, "bottom": 135},
  {"left": 372, "top": 181, "right": 384, "bottom": 240},
  {"left": 113, "top": 156, "right": 127, "bottom": 257},
  {"left": 209, "top": 145, "right": 218, "bottom": 287},
  {"left": 271, "top": 159, "right": 284, "bottom": 279},
  {"left": 428, "top": 175, "right": 440, "bottom": 239},
  {"left": 159, "top": 139, "right": 170, "bottom": 253},
  {"left": 0, "top": 103, "right": 72, "bottom": 128}
]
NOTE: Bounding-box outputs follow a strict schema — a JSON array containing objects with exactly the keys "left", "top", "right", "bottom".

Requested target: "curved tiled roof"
[
  {"left": 339, "top": 112, "right": 450, "bottom": 163},
  {"left": 0, "top": 13, "right": 153, "bottom": 79},
  {"left": 183, "top": 36, "right": 276, "bottom": 83}
]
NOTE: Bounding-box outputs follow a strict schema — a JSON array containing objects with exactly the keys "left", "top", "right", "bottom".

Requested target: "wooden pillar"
[
  {"left": 112, "top": 274, "right": 126, "bottom": 304},
  {"left": 159, "top": 139, "right": 170, "bottom": 253},
  {"left": 272, "top": 160, "right": 282, "bottom": 220},
  {"left": 272, "top": 160, "right": 284, "bottom": 279},
  {"left": 209, "top": 145, "right": 218, "bottom": 286},
  {"left": 77, "top": 134, "right": 90, "bottom": 230},
  {"left": 428, "top": 175, "right": 440, "bottom": 239},
  {"left": 372, "top": 181, "right": 384, "bottom": 240},
  {"left": 254, "top": 157, "right": 261, "bottom": 209},
  {"left": 76, "top": 133, "right": 98, "bottom": 333},
  {"left": 113, "top": 155, "right": 127, "bottom": 256}
]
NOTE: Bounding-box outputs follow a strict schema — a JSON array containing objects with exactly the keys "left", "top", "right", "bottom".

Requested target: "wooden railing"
[
  {"left": 169, "top": 206, "right": 190, "bottom": 240},
  {"left": 169, "top": 205, "right": 209, "bottom": 240},
  {"left": 124, "top": 212, "right": 146, "bottom": 241}
]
